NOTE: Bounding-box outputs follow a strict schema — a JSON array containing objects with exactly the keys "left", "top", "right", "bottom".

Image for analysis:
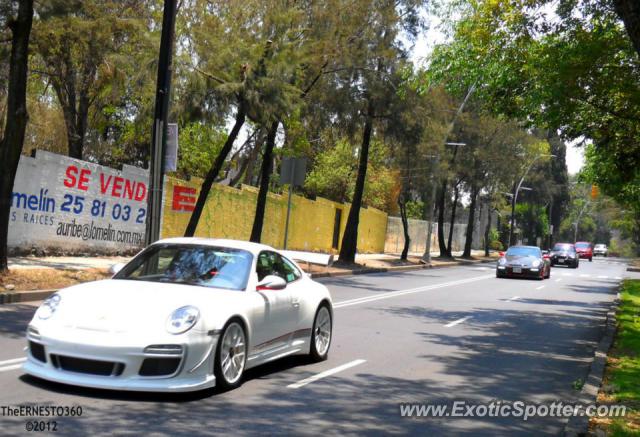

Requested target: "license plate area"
[{"left": 512, "top": 267, "right": 522, "bottom": 273}]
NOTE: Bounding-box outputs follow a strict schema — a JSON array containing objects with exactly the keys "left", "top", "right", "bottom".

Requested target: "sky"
[{"left": 410, "top": 10, "right": 586, "bottom": 175}]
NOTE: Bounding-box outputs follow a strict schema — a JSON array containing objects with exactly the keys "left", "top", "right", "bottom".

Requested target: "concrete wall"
[
  {"left": 384, "top": 200, "right": 495, "bottom": 255},
  {"left": 8, "top": 151, "right": 147, "bottom": 255},
  {"left": 160, "top": 176, "right": 387, "bottom": 253}
]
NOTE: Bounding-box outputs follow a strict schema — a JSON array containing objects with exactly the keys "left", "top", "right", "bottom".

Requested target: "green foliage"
[
  {"left": 405, "top": 200, "right": 424, "bottom": 220},
  {"left": 515, "top": 202, "right": 549, "bottom": 245},
  {"left": 174, "top": 123, "right": 227, "bottom": 180},
  {"left": 304, "top": 139, "right": 395, "bottom": 211}
]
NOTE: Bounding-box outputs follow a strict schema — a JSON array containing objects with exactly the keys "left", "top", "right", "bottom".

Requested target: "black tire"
[
  {"left": 214, "top": 319, "right": 247, "bottom": 391},
  {"left": 310, "top": 304, "right": 332, "bottom": 362},
  {"left": 589, "top": 257, "right": 593, "bottom": 262}
]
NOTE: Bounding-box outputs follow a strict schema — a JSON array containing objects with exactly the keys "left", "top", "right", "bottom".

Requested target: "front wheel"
[
  {"left": 310, "top": 305, "right": 332, "bottom": 362},
  {"left": 214, "top": 320, "right": 247, "bottom": 390}
]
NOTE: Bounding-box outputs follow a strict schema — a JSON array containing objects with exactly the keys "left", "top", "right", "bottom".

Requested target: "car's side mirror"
[
  {"left": 109, "top": 263, "right": 125, "bottom": 275},
  {"left": 256, "top": 275, "right": 287, "bottom": 291},
  {"left": 499, "top": 251, "right": 505, "bottom": 257}
]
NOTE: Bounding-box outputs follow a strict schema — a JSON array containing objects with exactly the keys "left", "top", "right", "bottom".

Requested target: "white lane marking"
[
  {"left": 0, "top": 357, "right": 26, "bottom": 366},
  {"left": 555, "top": 278, "right": 562, "bottom": 283},
  {"left": 445, "top": 316, "right": 472, "bottom": 328},
  {"left": 536, "top": 285, "right": 545, "bottom": 290},
  {"left": 0, "top": 363, "right": 25, "bottom": 373},
  {"left": 615, "top": 277, "right": 623, "bottom": 280},
  {"left": 598, "top": 276, "right": 609, "bottom": 279},
  {"left": 562, "top": 273, "right": 572, "bottom": 276},
  {"left": 580, "top": 274, "right": 590, "bottom": 278},
  {"left": 287, "top": 359, "right": 366, "bottom": 389},
  {"left": 334, "top": 274, "right": 494, "bottom": 309},
  {"left": 508, "top": 296, "right": 520, "bottom": 301}
]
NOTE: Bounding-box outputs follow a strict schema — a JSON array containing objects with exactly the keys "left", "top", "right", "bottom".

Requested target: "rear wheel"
[
  {"left": 310, "top": 305, "right": 332, "bottom": 362},
  {"left": 214, "top": 320, "right": 247, "bottom": 390},
  {"left": 589, "top": 257, "right": 593, "bottom": 262}
]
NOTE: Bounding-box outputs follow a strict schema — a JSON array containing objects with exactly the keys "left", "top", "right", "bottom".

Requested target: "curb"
[
  {"left": 310, "top": 258, "right": 493, "bottom": 279},
  {"left": 1, "top": 258, "right": 496, "bottom": 304},
  {"left": 627, "top": 267, "right": 640, "bottom": 272},
  {"left": 0, "top": 289, "right": 57, "bottom": 304},
  {"left": 564, "top": 295, "right": 620, "bottom": 436}
]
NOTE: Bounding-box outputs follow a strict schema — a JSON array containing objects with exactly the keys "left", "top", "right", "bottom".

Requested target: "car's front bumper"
[
  {"left": 550, "top": 256, "right": 577, "bottom": 265},
  {"left": 23, "top": 325, "right": 217, "bottom": 392},
  {"left": 497, "top": 266, "right": 542, "bottom": 278}
]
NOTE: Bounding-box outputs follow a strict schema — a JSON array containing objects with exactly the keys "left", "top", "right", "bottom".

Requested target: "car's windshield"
[
  {"left": 553, "top": 244, "right": 574, "bottom": 252},
  {"left": 506, "top": 247, "right": 540, "bottom": 257},
  {"left": 575, "top": 243, "right": 590, "bottom": 249},
  {"left": 114, "top": 244, "right": 253, "bottom": 291},
  {"left": 595, "top": 244, "right": 606, "bottom": 249}
]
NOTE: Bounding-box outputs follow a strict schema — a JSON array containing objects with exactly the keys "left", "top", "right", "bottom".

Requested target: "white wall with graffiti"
[{"left": 8, "top": 151, "right": 148, "bottom": 255}]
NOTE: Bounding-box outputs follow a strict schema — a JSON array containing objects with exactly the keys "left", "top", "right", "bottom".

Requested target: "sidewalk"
[{"left": 0, "top": 249, "right": 498, "bottom": 301}]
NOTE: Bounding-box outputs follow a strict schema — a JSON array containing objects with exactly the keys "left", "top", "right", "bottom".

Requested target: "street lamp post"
[{"left": 508, "top": 154, "right": 556, "bottom": 246}]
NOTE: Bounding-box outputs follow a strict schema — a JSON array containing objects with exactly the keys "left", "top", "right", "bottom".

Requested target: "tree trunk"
[
  {"left": 184, "top": 99, "right": 247, "bottom": 236},
  {"left": 463, "top": 187, "right": 478, "bottom": 258},
  {"left": 398, "top": 194, "right": 410, "bottom": 261},
  {"left": 484, "top": 205, "right": 492, "bottom": 257},
  {"left": 447, "top": 184, "right": 460, "bottom": 257},
  {"left": 436, "top": 183, "right": 448, "bottom": 257},
  {"left": 0, "top": 0, "right": 34, "bottom": 272},
  {"left": 338, "top": 100, "right": 374, "bottom": 263},
  {"left": 250, "top": 121, "right": 278, "bottom": 243},
  {"left": 614, "top": 0, "right": 640, "bottom": 57}
]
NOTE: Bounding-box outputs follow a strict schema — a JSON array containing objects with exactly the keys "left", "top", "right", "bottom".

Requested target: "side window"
[
  {"left": 256, "top": 252, "right": 275, "bottom": 281},
  {"left": 280, "top": 256, "right": 302, "bottom": 283}
]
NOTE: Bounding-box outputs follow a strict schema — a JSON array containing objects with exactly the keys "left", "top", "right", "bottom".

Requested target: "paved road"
[{"left": 0, "top": 258, "right": 633, "bottom": 436}]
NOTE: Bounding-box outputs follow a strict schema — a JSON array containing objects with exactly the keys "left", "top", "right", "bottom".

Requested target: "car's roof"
[
  {"left": 152, "top": 237, "right": 275, "bottom": 254},
  {"left": 507, "top": 245, "right": 541, "bottom": 250},
  {"left": 554, "top": 242, "right": 574, "bottom": 245},
  {"left": 575, "top": 241, "right": 592, "bottom": 244}
]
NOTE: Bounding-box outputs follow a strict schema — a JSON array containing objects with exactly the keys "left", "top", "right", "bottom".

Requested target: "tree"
[
  {"left": 0, "top": 0, "right": 33, "bottom": 272},
  {"left": 429, "top": 0, "right": 640, "bottom": 236},
  {"left": 32, "top": 0, "right": 150, "bottom": 159},
  {"left": 337, "top": 0, "right": 423, "bottom": 263},
  {"left": 613, "top": 0, "right": 640, "bottom": 56}
]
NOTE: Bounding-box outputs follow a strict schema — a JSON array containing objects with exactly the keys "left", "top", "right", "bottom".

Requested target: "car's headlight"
[
  {"left": 499, "top": 258, "right": 507, "bottom": 265},
  {"left": 532, "top": 259, "right": 541, "bottom": 268},
  {"left": 166, "top": 306, "right": 200, "bottom": 334},
  {"left": 36, "top": 294, "right": 61, "bottom": 320}
]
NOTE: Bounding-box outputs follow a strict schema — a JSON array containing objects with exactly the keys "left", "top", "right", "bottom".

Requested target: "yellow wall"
[{"left": 160, "top": 176, "right": 387, "bottom": 253}]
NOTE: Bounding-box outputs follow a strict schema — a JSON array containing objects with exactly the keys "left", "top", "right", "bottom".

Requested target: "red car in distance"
[{"left": 575, "top": 241, "right": 593, "bottom": 262}]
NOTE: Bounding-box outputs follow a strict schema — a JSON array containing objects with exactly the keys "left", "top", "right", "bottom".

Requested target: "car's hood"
[
  {"left": 41, "top": 279, "right": 246, "bottom": 334},
  {"left": 505, "top": 255, "right": 539, "bottom": 266}
]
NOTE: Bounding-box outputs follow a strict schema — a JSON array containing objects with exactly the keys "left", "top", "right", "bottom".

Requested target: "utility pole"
[{"left": 146, "top": 0, "right": 177, "bottom": 246}]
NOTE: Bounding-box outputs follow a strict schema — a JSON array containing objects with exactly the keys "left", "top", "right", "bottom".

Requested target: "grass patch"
[{"left": 593, "top": 279, "right": 640, "bottom": 435}]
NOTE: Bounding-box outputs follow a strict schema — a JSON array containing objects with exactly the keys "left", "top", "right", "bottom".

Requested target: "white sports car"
[{"left": 23, "top": 238, "right": 333, "bottom": 392}]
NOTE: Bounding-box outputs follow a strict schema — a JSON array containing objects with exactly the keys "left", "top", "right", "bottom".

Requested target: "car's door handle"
[{"left": 291, "top": 297, "right": 300, "bottom": 307}]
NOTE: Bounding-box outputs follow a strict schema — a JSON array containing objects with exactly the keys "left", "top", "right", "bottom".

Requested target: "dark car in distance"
[
  {"left": 496, "top": 245, "right": 551, "bottom": 280},
  {"left": 549, "top": 243, "right": 579, "bottom": 268},
  {"left": 575, "top": 241, "right": 593, "bottom": 262}
]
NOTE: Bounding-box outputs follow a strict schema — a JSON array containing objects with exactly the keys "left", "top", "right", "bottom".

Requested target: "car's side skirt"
[{"left": 246, "top": 328, "right": 312, "bottom": 369}]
